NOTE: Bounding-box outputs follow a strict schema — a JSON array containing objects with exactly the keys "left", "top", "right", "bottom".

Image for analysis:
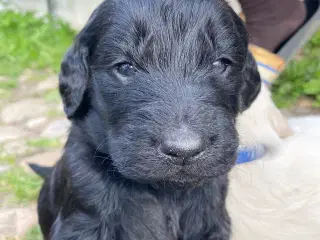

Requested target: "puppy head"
[{"left": 59, "top": 0, "right": 261, "bottom": 186}]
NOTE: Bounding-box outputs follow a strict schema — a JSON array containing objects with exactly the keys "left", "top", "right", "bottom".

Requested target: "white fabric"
[
  {"left": 228, "top": 85, "right": 320, "bottom": 239},
  {"left": 225, "top": 0, "right": 242, "bottom": 14}
]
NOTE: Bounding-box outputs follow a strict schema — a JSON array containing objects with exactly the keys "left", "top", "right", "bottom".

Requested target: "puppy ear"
[
  {"left": 59, "top": 44, "right": 89, "bottom": 118},
  {"left": 238, "top": 52, "right": 262, "bottom": 112},
  {"left": 58, "top": 1, "right": 109, "bottom": 118}
]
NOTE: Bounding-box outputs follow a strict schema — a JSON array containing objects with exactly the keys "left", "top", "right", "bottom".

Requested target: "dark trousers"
[{"left": 239, "top": 0, "right": 306, "bottom": 52}]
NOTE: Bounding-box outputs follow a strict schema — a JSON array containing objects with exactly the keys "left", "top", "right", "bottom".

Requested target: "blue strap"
[
  {"left": 257, "top": 62, "right": 279, "bottom": 74},
  {"left": 263, "top": 79, "right": 272, "bottom": 85},
  {"left": 236, "top": 145, "right": 266, "bottom": 164}
]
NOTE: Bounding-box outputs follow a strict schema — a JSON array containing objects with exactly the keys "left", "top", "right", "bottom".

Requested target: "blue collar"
[{"left": 236, "top": 145, "right": 266, "bottom": 164}]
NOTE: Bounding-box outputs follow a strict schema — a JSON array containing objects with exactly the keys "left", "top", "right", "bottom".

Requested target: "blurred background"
[{"left": 0, "top": 0, "right": 319, "bottom": 239}]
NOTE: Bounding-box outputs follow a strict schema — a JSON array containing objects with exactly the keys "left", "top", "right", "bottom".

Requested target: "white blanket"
[{"left": 228, "top": 85, "right": 320, "bottom": 240}]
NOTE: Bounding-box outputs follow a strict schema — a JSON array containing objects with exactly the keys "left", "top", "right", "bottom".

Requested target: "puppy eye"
[
  {"left": 115, "top": 62, "right": 137, "bottom": 78},
  {"left": 213, "top": 58, "right": 232, "bottom": 73}
]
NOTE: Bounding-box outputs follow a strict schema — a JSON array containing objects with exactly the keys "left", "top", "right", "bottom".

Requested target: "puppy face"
[{"left": 59, "top": 0, "right": 261, "bottom": 185}]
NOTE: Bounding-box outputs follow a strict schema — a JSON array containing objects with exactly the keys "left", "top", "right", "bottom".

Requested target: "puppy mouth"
[
  {"left": 183, "top": 164, "right": 232, "bottom": 177},
  {"left": 163, "top": 161, "right": 233, "bottom": 182},
  {"left": 158, "top": 167, "right": 229, "bottom": 188}
]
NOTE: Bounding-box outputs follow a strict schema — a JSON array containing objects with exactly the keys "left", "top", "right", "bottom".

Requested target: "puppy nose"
[{"left": 161, "top": 128, "right": 205, "bottom": 164}]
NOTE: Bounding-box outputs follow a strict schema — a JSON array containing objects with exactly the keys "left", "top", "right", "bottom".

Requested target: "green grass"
[
  {"left": 0, "top": 167, "right": 43, "bottom": 204},
  {"left": 0, "top": 153, "right": 16, "bottom": 165},
  {"left": 44, "top": 89, "right": 61, "bottom": 103},
  {"left": 27, "top": 137, "right": 61, "bottom": 149},
  {"left": 24, "top": 225, "right": 42, "bottom": 240},
  {"left": 47, "top": 108, "right": 64, "bottom": 118},
  {"left": 0, "top": 88, "right": 12, "bottom": 100},
  {"left": 0, "top": 77, "right": 16, "bottom": 100},
  {"left": 272, "top": 30, "right": 320, "bottom": 108},
  {"left": 0, "top": 78, "right": 18, "bottom": 90},
  {"left": 0, "top": 10, "right": 76, "bottom": 77}
]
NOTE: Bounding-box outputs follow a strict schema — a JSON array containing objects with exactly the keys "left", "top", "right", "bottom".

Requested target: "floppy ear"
[
  {"left": 238, "top": 52, "right": 262, "bottom": 112},
  {"left": 59, "top": 44, "right": 89, "bottom": 118},
  {"left": 227, "top": 8, "right": 262, "bottom": 112},
  {"left": 58, "top": 1, "right": 109, "bottom": 119}
]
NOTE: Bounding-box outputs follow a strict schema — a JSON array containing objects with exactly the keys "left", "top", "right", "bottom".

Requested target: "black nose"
[{"left": 161, "top": 127, "right": 205, "bottom": 165}]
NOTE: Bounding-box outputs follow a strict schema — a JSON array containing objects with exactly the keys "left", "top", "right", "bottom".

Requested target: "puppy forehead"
[{"left": 98, "top": 0, "right": 246, "bottom": 66}]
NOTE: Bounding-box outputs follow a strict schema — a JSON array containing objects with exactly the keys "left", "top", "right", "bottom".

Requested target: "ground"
[
  {"left": 0, "top": 69, "right": 69, "bottom": 240},
  {"left": 0, "top": 9, "right": 319, "bottom": 240}
]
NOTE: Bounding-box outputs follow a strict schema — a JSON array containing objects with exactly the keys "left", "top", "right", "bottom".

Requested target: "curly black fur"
[{"left": 35, "top": 0, "right": 261, "bottom": 239}]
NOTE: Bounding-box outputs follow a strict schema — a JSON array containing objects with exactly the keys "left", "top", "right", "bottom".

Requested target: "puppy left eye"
[
  {"left": 213, "top": 58, "right": 232, "bottom": 73},
  {"left": 115, "top": 62, "right": 137, "bottom": 78}
]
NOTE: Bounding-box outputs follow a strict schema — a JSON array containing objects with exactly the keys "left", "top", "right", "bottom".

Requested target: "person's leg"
[{"left": 239, "top": 0, "right": 306, "bottom": 52}]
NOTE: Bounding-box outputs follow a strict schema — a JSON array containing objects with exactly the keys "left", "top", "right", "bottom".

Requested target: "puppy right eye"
[
  {"left": 115, "top": 62, "right": 137, "bottom": 78},
  {"left": 213, "top": 58, "right": 232, "bottom": 74}
]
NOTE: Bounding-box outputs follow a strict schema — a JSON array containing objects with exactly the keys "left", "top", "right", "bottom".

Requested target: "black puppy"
[{"left": 32, "top": 0, "right": 261, "bottom": 239}]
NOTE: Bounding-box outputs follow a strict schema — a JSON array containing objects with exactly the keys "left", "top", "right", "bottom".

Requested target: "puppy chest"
[{"left": 113, "top": 193, "right": 226, "bottom": 240}]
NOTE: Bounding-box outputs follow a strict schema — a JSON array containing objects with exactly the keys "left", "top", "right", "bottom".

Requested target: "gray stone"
[
  {"left": 1, "top": 99, "right": 49, "bottom": 124},
  {"left": 17, "top": 68, "right": 33, "bottom": 83},
  {"left": 0, "top": 126, "right": 27, "bottom": 144},
  {"left": 292, "top": 107, "right": 315, "bottom": 116},
  {"left": 2, "top": 140, "right": 29, "bottom": 156},
  {"left": 41, "top": 119, "right": 71, "bottom": 138},
  {"left": 0, "top": 207, "right": 38, "bottom": 238},
  {"left": 0, "top": 165, "right": 10, "bottom": 174},
  {"left": 26, "top": 117, "right": 47, "bottom": 129},
  {"left": 0, "top": 76, "right": 8, "bottom": 82},
  {"left": 21, "top": 150, "right": 62, "bottom": 173},
  {"left": 35, "top": 76, "right": 58, "bottom": 92},
  {"left": 281, "top": 109, "right": 295, "bottom": 118},
  {"left": 10, "top": 0, "right": 103, "bottom": 29}
]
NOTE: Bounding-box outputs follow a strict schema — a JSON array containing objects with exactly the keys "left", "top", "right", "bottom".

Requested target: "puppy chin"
[
  {"left": 149, "top": 172, "right": 209, "bottom": 190},
  {"left": 151, "top": 169, "right": 229, "bottom": 190},
  {"left": 120, "top": 161, "right": 231, "bottom": 189}
]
